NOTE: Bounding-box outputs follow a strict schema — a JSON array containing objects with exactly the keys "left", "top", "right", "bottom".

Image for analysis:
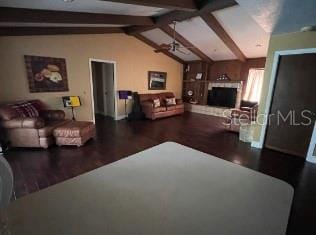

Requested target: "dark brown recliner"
[
  {"left": 139, "top": 92, "right": 184, "bottom": 120},
  {"left": 0, "top": 100, "right": 70, "bottom": 148},
  {"left": 226, "top": 100, "right": 258, "bottom": 132}
]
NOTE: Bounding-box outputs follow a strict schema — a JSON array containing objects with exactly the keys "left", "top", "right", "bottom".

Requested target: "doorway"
[{"left": 89, "top": 59, "right": 117, "bottom": 121}]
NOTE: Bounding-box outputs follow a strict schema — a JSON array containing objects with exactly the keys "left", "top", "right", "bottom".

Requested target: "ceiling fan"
[{"left": 154, "top": 21, "right": 195, "bottom": 55}]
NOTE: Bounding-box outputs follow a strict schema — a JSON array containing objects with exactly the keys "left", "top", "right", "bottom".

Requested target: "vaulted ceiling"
[{"left": 0, "top": 0, "right": 315, "bottom": 64}]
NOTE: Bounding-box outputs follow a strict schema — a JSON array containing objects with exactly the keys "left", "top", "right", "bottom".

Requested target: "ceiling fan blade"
[
  {"left": 177, "top": 48, "right": 190, "bottom": 55},
  {"left": 178, "top": 45, "right": 196, "bottom": 49},
  {"left": 154, "top": 43, "right": 172, "bottom": 53},
  {"left": 160, "top": 43, "right": 172, "bottom": 49}
]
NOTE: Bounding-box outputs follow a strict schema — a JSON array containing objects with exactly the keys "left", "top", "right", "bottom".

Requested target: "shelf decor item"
[
  {"left": 25, "top": 55, "right": 69, "bottom": 93},
  {"left": 217, "top": 73, "right": 231, "bottom": 81},
  {"left": 62, "top": 96, "right": 81, "bottom": 121},
  {"left": 148, "top": 71, "right": 167, "bottom": 90},
  {"left": 196, "top": 73, "right": 203, "bottom": 80}
]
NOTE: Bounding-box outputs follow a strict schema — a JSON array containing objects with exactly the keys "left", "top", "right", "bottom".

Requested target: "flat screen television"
[{"left": 207, "top": 87, "right": 237, "bottom": 108}]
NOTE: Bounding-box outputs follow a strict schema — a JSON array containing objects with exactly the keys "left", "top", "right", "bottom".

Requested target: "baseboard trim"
[{"left": 251, "top": 141, "right": 263, "bottom": 149}]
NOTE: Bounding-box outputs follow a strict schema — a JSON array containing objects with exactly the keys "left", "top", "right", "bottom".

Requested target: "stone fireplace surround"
[{"left": 185, "top": 81, "right": 243, "bottom": 117}]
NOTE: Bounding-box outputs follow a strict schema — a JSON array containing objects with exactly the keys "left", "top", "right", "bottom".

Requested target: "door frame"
[
  {"left": 89, "top": 58, "right": 118, "bottom": 123},
  {"left": 252, "top": 48, "right": 316, "bottom": 156}
]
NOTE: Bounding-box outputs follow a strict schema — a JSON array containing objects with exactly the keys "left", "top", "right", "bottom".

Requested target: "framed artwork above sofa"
[
  {"left": 148, "top": 71, "right": 167, "bottom": 90},
  {"left": 24, "top": 55, "right": 69, "bottom": 93}
]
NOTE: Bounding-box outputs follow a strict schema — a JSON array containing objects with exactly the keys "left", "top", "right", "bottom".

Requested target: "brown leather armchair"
[
  {"left": 226, "top": 100, "right": 258, "bottom": 132},
  {"left": 0, "top": 100, "right": 70, "bottom": 148},
  {"left": 139, "top": 92, "right": 184, "bottom": 120}
]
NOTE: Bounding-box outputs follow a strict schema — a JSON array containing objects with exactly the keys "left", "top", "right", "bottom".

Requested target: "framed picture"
[
  {"left": 148, "top": 71, "right": 167, "bottom": 90},
  {"left": 24, "top": 55, "right": 69, "bottom": 93}
]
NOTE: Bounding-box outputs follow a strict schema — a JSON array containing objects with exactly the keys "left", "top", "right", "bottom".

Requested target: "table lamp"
[
  {"left": 118, "top": 90, "right": 132, "bottom": 118},
  {"left": 62, "top": 96, "right": 81, "bottom": 121}
]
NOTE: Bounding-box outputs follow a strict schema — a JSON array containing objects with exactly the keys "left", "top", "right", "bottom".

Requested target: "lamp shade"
[
  {"left": 62, "top": 96, "right": 81, "bottom": 107},
  {"left": 118, "top": 90, "right": 132, "bottom": 100}
]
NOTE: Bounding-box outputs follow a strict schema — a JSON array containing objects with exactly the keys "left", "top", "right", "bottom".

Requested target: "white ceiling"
[
  {"left": 141, "top": 29, "right": 200, "bottom": 61},
  {"left": 0, "top": 0, "right": 169, "bottom": 16},
  {"left": 142, "top": 6, "right": 270, "bottom": 61},
  {"left": 213, "top": 5, "right": 269, "bottom": 58},
  {"left": 172, "top": 16, "right": 237, "bottom": 61},
  {"left": 1, "top": 0, "right": 316, "bottom": 61},
  {"left": 0, "top": 0, "right": 276, "bottom": 61},
  {"left": 236, "top": 0, "right": 316, "bottom": 34}
]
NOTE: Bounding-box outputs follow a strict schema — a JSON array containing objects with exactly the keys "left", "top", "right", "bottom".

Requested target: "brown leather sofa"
[
  {"left": 0, "top": 100, "right": 69, "bottom": 148},
  {"left": 139, "top": 92, "right": 184, "bottom": 120}
]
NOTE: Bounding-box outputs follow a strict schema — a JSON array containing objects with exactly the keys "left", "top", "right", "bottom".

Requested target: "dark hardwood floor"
[{"left": 4, "top": 112, "right": 316, "bottom": 235}]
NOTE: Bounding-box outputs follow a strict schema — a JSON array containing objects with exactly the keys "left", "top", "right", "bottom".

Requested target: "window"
[{"left": 243, "top": 68, "right": 264, "bottom": 103}]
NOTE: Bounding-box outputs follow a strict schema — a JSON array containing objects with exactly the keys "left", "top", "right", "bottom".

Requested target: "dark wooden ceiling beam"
[
  {"left": 0, "top": 27, "right": 124, "bottom": 36},
  {"left": 0, "top": 7, "right": 154, "bottom": 26},
  {"left": 133, "top": 34, "right": 185, "bottom": 64},
  {"left": 201, "top": 13, "right": 246, "bottom": 62},
  {"left": 155, "top": 0, "right": 237, "bottom": 25},
  {"left": 101, "top": 0, "right": 197, "bottom": 11},
  {"left": 160, "top": 25, "right": 213, "bottom": 63},
  {"left": 124, "top": 0, "right": 237, "bottom": 34}
]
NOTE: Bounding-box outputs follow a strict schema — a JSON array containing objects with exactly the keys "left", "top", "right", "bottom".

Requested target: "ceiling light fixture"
[{"left": 62, "top": 0, "right": 75, "bottom": 3}]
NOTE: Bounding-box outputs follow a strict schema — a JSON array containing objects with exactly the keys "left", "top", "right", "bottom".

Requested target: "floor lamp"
[
  {"left": 118, "top": 90, "right": 132, "bottom": 118},
  {"left": 62, "top": 96, "right": 81, "bottom": 121}
]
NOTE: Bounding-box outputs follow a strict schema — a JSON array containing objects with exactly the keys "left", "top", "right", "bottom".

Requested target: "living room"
[{"left": 0, "top": 0, "right": 316, "bottom": 235}]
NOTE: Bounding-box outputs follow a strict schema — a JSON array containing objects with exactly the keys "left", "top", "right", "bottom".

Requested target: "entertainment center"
[{"left": 182, "top": 61, "right": 243, "bottom": 118}]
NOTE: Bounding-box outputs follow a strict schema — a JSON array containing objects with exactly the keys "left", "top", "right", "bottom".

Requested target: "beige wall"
[
  {"left": 253, "top": 31, "right": 316, "bottom": 142},
  {"left": 0, "top": 34, "right": 183, "bottom": 120}
]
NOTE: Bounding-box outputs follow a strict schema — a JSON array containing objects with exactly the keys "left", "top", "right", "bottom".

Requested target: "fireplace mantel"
[{"left": 208, "top": 81, "right": 243, "bottom": 89}]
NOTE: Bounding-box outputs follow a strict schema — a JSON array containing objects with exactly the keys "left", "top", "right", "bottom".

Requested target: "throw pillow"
[
  {"left": 10, "top": 102, "right": 40, "bottom": 118},
  {"left": 165, "top": 97, "right": 176, "bottom": 106},
  {"left": 153, "top": 98, "right": 160, "bottom": 108}
]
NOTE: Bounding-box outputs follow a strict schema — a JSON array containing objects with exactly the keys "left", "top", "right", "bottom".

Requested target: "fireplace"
[{"left": 207, "top": 87, "right": 237, "bottom": 108}]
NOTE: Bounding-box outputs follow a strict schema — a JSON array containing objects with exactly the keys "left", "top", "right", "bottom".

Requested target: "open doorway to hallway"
[{"left": 90, "top": 60, "right": 116, "bottom": 120}]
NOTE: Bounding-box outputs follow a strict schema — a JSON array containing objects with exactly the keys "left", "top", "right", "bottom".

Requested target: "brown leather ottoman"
[{"left": 53, "top": 121, "right": 95, "bottom": 147}]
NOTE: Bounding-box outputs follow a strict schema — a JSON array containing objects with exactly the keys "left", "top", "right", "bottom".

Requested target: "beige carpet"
[{"left": 7, "top": 142, "right": 293, "bottom": 235}]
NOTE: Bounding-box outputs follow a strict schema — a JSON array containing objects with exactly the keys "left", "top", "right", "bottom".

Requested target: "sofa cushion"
[
  {"left": 152, "top": 107, "right": 166, "bottom": 113},
  {"left": 165, "top": 97, "right": 176, "bottom": 106},
  {"left": 38, "top": 120, "right": 70, "bottom": 137},
  {"left": 166, "top": 105, "right": 177, "bottom": 111},
  {"left": 40, "top": 110, "right": 65, "bottom": 121},
  {"left": 22, "top": 117, "right": 45, "bottom": 129},
  {"left": 175, "top": 103, "right": 184, "bottom": 109},
  {"left": 158, "top": 92, "right": 174, "bottom": 100},
  {"left": 0, "top": 106, "right": 18, "bottom": 121},
  {"left": 139, "top": 92, "right": 175, "bottom": 104},
  {"left": 2, "top": 117, "right": 45, "bottom": 129},
  {"left": 152, "top": 98, "right": 160, "bottom": 108},
  {"left": 10, "top": 101, "right": 40, "bottom": 118},
  {"left": 139, "top": 93, "right": 160, "bottom": 103}
]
